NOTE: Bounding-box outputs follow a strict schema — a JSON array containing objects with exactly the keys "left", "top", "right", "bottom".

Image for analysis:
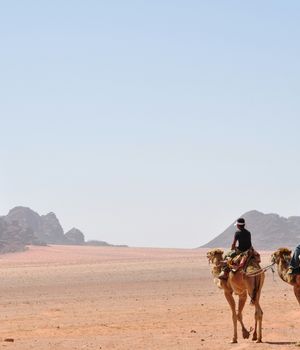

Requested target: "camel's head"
[
  {"left": 207, "top": 249, "right": 224, "bottom": 265},
  {"left": 271, "top": 247, "right": 292, "bottom": 264}
]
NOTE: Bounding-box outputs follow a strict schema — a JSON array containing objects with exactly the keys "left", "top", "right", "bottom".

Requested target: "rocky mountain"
[
  {"left": 65, "top": 228, "right": 85, "bottom": 245},
  {"left": 6, "top": 207, "right": 67, "bottom": 244},
  {"left": 0, "top": 206, "right": 122, "bottom": 253},
  {"left": 0, "top": 217, "right": 38, "bottom": 253},
  {"left": 40, "top": 212, "right": 67, "bottom": 244},
  {"left": 202, "top": 210, "right": 300, "bottom": 250}
]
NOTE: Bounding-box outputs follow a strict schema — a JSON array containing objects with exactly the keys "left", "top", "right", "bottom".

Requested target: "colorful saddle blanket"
[{"left": 226, "top": 249, "right": 261, "bottom": 273}]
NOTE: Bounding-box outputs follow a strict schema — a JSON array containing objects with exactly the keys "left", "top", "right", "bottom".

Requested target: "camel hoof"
[
  {"left": 242, "top": 331, "right": 250, "bottom": 339},
  {"left": 256, "top": 339, "right": 262, "bottom": 343},
  {"left": 230, "top": 339, "right": 238, "bottom": 344}
]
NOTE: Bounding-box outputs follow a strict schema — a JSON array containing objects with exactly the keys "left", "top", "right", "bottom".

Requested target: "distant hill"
[
  {"left": 0, "top": 206, "right": 127, "bottom": 254},
  {"left": 6, "top": 207, "right": 67, "bottom": 245},
  {"left": 85, "top": 240, "right": 128, "bottom": 247},
  {"left": 65, "top": 228, "right": 85, "bottom": 245},
  {"left": 202, "top": 210, "right": 300, "bottom": 250}
]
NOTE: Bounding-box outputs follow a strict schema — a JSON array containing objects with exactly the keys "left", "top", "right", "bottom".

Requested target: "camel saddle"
[{"left": 226, "top": 248, "right": 261, "bottom": 273}]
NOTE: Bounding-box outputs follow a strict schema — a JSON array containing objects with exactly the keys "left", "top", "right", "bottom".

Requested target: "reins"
[{"left": 244, "top": 262, "right": 276, "bottom": 277}]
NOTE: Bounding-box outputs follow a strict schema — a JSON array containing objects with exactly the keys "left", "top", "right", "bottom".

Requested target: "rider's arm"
[{"left": 231, "top": 238, "right": 237, "bottom": 251}]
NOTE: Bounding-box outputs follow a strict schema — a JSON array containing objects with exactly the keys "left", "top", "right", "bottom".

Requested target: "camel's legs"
[
  {"left": 224, "top": 290, "right": 238, "bottom": 343},
  {"left": 237, "top": 291, "right": 250, "bottom": 339},
  {"left": 253, "top": 301, "right": 263, "bottom": 343},
  {"left": 245, "top": 275, "right": 263, "bottom": 342},
  {"left": 252, "top": 319, "right": 257, "bottom": 341},
  {"left": 252, "top": 277, "right": 263, "bottom": 343},
  {"left": 293, "top": 285, "right": 300, "bottom": 305}
]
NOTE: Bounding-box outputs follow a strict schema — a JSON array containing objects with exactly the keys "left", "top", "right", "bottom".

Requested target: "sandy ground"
[{"left": 0, "top": 246, "right": 298, "bottom": 350}]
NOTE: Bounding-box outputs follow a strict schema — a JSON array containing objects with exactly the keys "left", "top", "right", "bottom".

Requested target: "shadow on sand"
[{"left": 264, "top": 341, "right": 297, "bottom": 345}]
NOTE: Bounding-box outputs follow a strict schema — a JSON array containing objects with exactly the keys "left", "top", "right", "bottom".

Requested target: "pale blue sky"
[{"left": 1, "top": 1, "right": 300, "bottom": 247}]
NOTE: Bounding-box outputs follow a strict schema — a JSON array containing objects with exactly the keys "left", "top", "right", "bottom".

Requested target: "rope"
[
  {"left": 244, "top": 262, "right": 276, "bottom": 277},
  {"left": 271, "top": 266, "right": 277, "bottom": 282}
]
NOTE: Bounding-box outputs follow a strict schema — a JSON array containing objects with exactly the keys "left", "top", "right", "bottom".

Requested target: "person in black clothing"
[
  {"left": 218, "top": 217, "right": 253, "bottom": 279},
  {"left": 231, "top": 217, "right": 252, "bottom": 252}
]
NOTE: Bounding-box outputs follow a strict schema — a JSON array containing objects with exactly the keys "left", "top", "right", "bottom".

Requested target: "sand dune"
[{"left": 0, "top": 245, "right": 298, "bottom": 349}]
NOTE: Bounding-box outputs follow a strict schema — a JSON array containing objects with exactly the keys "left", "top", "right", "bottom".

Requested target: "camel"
[
  {"left": 271, "top": 248, "right": 300, "bottom": 305},
  {"left": 207, "top": 249, "right": 265, "bottom": 343}
]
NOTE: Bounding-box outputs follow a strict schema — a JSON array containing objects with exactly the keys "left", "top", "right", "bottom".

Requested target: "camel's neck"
[
  {"left": 277, "top": 259, "right": 294, "bottom": 285},
  {"left": 210, "top": 259, "right": 222, "bottom": 278}
]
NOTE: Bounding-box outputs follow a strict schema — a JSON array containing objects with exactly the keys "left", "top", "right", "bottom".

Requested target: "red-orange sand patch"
[{"left": 0, "top": 246, "right": 298, "bottom": 349}]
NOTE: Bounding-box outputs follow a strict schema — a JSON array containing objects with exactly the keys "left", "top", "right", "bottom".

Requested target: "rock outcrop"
[
  {"left": 0, "top": 206, "right": 124, "bottom": 253},
  {"left": 0, "top": 216, "right": 42, "bottom": 254},
  {"left": 85, "top": 240, "right": 111, "bottom": 246},
  {"left": 65, "top": 228, "right": 85, "bottom": 245},
  {"left": 40, "top": 212, "right": 66, "bottom": 244},
  {"left": 6, "top": 207, "right": 66, "bottom": 244}
]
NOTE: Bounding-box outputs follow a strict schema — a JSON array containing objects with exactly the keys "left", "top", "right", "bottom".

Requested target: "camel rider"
[
  {"left": 287, "top": 244, "right": 300, "bottom": 275},
  {"left": 218, "top": 217, "right": 253, "bottom": 279}
]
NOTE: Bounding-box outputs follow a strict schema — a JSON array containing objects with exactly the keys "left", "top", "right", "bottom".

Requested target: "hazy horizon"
[
  {"left": 1, "top": 205, "right": 298, "bottom": 249},
  {"left": 2, "top": 1, "right": 300, "bottom": 248}
]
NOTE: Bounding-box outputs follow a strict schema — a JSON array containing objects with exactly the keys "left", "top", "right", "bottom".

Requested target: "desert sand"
[{"left": 0, "top": 245, "right": 298, "bottom": 350}]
